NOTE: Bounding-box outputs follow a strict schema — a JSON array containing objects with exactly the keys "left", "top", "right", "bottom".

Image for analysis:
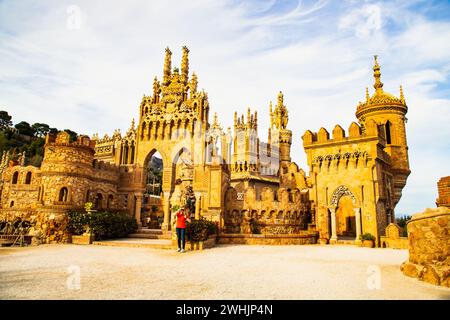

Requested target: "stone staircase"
[
  {"left": 128, "top": 228, "right": 172, "bottom": 240},
  {"left": 336, "top": 237, "right": 357, "bottom": 245},
  {"left": 92, "top": 228, "right": 174, "bottom": 249}
]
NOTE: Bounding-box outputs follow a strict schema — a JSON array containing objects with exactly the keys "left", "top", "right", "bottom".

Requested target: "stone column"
[
  {"left": 161, "top": 191, "right": 171, "bottom": 231},
  {"left": 195, "top": 193, "right": 201, "bottom": 220},
  {"left": 330, "top": 207, "right": 338, "bottom": 244},
  {"left": 354, "top": 207, "right": 362, "bottom": 245},
  {"left": 135, "top": 193, "right": 143, "bottom": 228}
]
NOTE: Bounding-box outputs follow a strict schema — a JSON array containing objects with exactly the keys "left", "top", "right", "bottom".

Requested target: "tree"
[
  {"left": 64, "top": 129, "right": 78, "bottom": 142},
  {"left": 32, "top": 123, "right": 50, "bottom": 137},
  {"left": 0, "top": 110, "right": 13, "bottom": 130},
  {"left": 15, "top": 121, "right": 35, "bottom": 137}
]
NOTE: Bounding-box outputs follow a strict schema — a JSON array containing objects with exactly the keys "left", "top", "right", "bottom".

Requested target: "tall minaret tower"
[
  {"left": 270, "top": 91, "right": 292, "bottom": 174},
  {"left": 356, "top": 56, "right": 410, "bottom": 207}
]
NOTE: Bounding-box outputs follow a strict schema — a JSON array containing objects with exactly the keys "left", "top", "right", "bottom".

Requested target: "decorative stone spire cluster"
[
  {"left": 163, "top": 47, "right": 172, "bottom": 85},
  {"left": 234, "top": 108, "right": 258, "bottom": 131},
  {"left": 181, "top": 46, "right": 189, "bottom": 85},
  {"left": 270, "top": 91, "right": 289, "bottom": 130}
]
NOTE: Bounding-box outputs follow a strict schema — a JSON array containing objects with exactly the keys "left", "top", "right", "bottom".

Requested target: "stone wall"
[
  {"left": 380, "top": 223, "right": 408, "bottom": 249},
  {"left": 436, "top": 176, "right": 450, "bottom": 208},
  {"left": 401, "top": 207, "right": 450, "bottom": 287}
]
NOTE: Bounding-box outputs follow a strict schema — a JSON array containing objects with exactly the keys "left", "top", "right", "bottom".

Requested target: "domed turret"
[{"left": 356, "top": 56, "right": 410, "bottom": 207}]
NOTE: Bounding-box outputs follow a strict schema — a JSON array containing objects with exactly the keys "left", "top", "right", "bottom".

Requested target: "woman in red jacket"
[{"left": 173, "top": 207, "right": 190, "bottom": 252}]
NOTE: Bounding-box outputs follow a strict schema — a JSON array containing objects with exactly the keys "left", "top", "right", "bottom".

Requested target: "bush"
[
  {"left": 67, "top": 210, "right": 89, "bottom": 236},
  {"left": 186, "top": 217, "right": 218, "bottom": 242},
  {"left": 67, "top": 210, "right": 137, "bottom": 240},
  {"left": 361, "top": 233, "right": 375, "bottom": 241}
]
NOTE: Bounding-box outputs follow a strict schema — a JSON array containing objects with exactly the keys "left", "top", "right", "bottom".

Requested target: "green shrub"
[
  {"left": 67, "top": 210, "right": 89, "bottom": 236},
  {"left": 361, "top": 233, "right": 375, "bottom": 241},
  {"left": 186, "top": 217, "right": 218, "bottom": 242},
  {"left": 67, "top": 210, "right": 137, "bottom": 240}
]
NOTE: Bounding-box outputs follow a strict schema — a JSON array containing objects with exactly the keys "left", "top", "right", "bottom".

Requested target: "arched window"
[
  {"left": 12, "top": 171, "right": 19, "bottom": 184},
  {"left": 95, "top": 193, "right": 103, "bottom": 210},
  {"left": 107, "top": 195, "right": 113, "bottom": 209},
  {"left": 86, "top": 190, "right": 90, "bottom": 202},
  {"left": 10, "top": 201, "right": 14, "bottom": 207},
  {"left": 25, "top": 172, "right": 32, "bottom": 184},
  {"left": 385, "top": 121, "right": 392, "bottom": 144},
  {"left": 59, "top": 187, "right": 68, "bottom": 202}
]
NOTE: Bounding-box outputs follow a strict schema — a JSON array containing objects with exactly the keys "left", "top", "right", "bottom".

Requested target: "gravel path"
[{"left": 1, "top": 244, "right": 449, "bottom": 300}]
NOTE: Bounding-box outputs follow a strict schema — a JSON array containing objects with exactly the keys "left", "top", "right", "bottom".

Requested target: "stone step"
[
  {"left": 93, "top": 238, "right": 175, "bottom": 250},
  {"left": 138, "top": 228, "right": 163, "bottom": 234},
  {"left": 0, "top": 240, "right": 13, "bottom": 247},
  {"left": 128, "top": 233, "right": 160, "bottom": 239},
  {"left": 336, "top": 239, "right": 357, "bottom": 245}
]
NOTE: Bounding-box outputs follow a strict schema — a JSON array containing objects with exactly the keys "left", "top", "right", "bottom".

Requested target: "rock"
[
  {"left": 401, "top": 262, "right": 419, "bottom": 278},
  {"left": 420, "top": 265, "right": 440, "bottom": 286}
]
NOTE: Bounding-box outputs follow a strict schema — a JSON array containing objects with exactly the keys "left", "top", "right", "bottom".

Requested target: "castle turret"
[
  {"left": 356, "top": 56, "right": 410, "bottom": 207},
  {"left": 271, "top": 91, "right": 292, "bottom": 172}
]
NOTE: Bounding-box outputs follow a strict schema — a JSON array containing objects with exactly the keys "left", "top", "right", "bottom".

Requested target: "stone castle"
[{"left": 0, "top": 48, "right": 410, "bottom": 246}]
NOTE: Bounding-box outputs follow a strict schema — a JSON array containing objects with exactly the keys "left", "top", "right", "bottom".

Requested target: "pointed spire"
[
  {"left": 131, "top": 118, "right": 135, "bottom": 130},
  {"left": 400, "top": 85, "right": 405, "bottom": 104},
  {"left": 365, "top": 87, "right": 370, "bottom": 102},
  {"left": 181, "top": 46, "right": 189, "bottom": 84},
  {"left": 277, "top": 91, "right": 284, "bottom": 107},
  {"left": 213, "top": 112, "right": 218, "bottom": 126},
  {"left": 234, "top": 111, "right": 238, "bottom": 127},
  {"left": 373, "top": 55, "right": 384, "bottom": 93},
  {"left": 153, "top": 76, "right": 160, "bottom": 103},
  {"left": 190, "top": 72, "right": 198, "bottom": 95},
  {"left": 163, "top": 47, "right": 172, "bottom": 84}
]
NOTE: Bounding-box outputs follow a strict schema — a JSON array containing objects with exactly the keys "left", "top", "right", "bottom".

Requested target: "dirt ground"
[{"left": 1, "top": 244, "right": 449, "bottom": 300}]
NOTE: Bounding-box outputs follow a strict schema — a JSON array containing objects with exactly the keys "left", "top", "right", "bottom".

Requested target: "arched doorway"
[
  {"left": 171, "top": 147, "right": 195, "bottom": 218},
  {"left": 329, "top": 185, "right": 361, "bottom": 244},
  {"left": 336, "top": 195, "right": 356, "bottom": 237},
  {"left": 143, "top": 150, "right": 164, "bottom": 228}
]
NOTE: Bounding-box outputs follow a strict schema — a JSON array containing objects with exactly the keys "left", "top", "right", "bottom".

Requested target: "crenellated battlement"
[{"left": 302, "top": 119, "right": 386, "bottom": 147}]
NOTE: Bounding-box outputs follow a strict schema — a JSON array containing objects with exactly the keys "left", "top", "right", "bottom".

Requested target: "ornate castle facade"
[{"left": 0, "top": 48, "right": 410, "bottom": 246}]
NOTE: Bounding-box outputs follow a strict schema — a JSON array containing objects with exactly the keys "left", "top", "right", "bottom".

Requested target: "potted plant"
[{"left": 361, "top": 233, "right": 375, "bottom": 248}]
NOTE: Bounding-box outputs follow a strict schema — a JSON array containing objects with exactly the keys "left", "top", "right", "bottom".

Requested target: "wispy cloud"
[{"left": 0, "top": 0, "right": 449, "bottom": 215}]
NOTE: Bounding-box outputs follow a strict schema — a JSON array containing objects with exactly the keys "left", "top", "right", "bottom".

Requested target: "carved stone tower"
[
  {"left": 270, "top": 91, "right": 292, "bottom": 174},
  {"left": 355, "top": 56, "right": 410, "bottom": 208}
]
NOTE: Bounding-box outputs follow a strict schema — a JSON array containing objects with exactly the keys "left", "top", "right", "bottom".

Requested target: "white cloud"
[{"left": 339, "top": 4, "right": 382, "bottom": 38}]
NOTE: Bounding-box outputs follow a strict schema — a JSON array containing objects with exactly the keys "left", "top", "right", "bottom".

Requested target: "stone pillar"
[
  {"left": 195, "top": 193, "right": 201, "bottom": 220},
  {"left": 135, "top": 193, "right": 143, "bottom": 228},
  {"left": 330, "top": 207, "right": 337, "bottom": 244},
  {"left": 161, "top": 191, "right": 171, "bottom": 231},
  {"left": 354, "top": 207, "right": 362, "bottom": 245}
]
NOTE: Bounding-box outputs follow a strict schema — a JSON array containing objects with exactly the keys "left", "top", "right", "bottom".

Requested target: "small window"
[
  {"left": 10, "top": 201, "right": 14, "bottom": 207},
  {"left": 12, "top": 172, "right": 19, "bottom": 184},
  {"left": 59, "top": 187, "right": 68, "bottom": 202},
  {"left": 25, "top": 172, "right": 32, "bottom": 184},
  {"left": 385, "top": 121, "right": 392, "bottom": 144}
]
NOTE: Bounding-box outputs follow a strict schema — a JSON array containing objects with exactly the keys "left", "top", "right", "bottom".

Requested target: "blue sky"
[{"left": 0, "top": 0, "right": 449, "bottom": 216}]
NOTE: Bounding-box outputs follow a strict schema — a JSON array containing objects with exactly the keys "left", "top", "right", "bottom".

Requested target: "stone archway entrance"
[
  {"left": 143, "top": 150, "right": 164, "bottom": 229},
  {"left": 328, "top": 185, "right": 362, "bottom": 245}
]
